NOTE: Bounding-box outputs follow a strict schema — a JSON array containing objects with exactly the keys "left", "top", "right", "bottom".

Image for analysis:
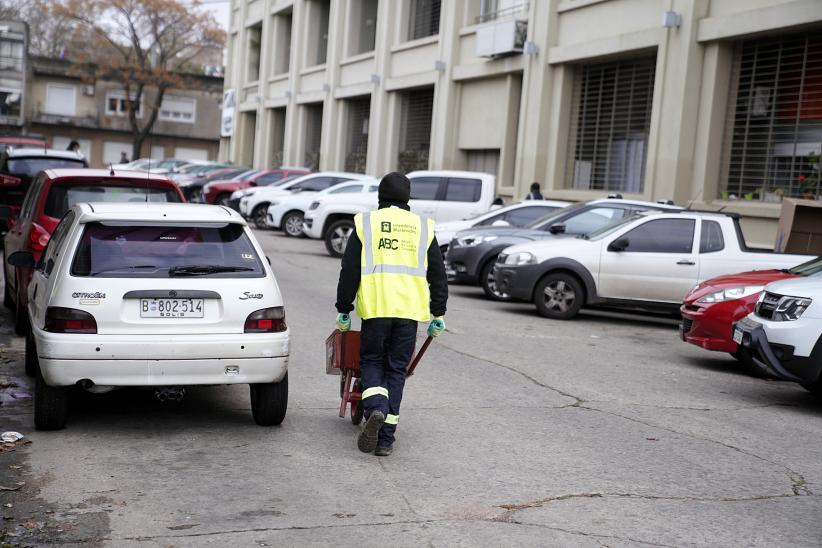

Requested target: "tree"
[
  {"left": 0, "top": 0, "right": 81, "bottom": 57},
  {"left": 57, "top": 0, "right": 225, "bottom": 160}
]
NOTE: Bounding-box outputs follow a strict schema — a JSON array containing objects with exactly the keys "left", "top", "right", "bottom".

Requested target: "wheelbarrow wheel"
[
  {"left": 351, "top": 400, "right": 363, "bottom": 425},
  {"left": 350, "top": 380, "right": 364, "bottom": 425}
]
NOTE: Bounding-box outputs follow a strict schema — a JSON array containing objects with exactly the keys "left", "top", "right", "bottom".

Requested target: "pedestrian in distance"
[
  {"left": 66, "top": 140, "right": 80, "bottom": 153},
  {"left": 119, "top": 151, "right": 130, "bottom": 164},
  {"left": 525, "top": 182, "right": 543, "bottom": 200},
  {"left": 335, "top": 171, "right": 449, "bottom": 457}
]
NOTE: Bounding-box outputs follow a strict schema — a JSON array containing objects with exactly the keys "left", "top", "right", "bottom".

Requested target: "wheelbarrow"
[{"left": 325, "top": 330, "right": 433, "bottom": 425}]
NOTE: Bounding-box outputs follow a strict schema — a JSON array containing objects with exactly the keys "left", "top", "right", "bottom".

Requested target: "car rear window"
[
  {"left": 8, "top": 157, "right": 86, "bottom": 177},
  {"left": 71, "top": 222, "right": 264, "bottom": 278},
  {"left": 44, "top": 184, "right": 181, "bottom": 219}
]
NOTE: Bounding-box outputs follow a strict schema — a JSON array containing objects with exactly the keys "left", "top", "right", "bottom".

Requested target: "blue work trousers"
[{"left": 359, "top": 318, "right": 418, "bottom": 446}]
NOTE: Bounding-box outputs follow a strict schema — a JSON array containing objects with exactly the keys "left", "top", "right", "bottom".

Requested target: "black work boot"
[
  {"left": 375, "top": 445, "right": 393, "bottom": 457},
  {"left": 358, "top": 411, "right": 385, "bottom": 453}
]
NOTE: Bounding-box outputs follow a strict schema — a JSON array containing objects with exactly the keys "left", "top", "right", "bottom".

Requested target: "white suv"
[
  {"left": 734, "top": 276, "right": 822, "bottom": 396},
  {"left": 8, "top": 203, "right": 290, "bottom": 430},
  {"left": 303, "top": 170, "right": 498, "bottom": 257}
]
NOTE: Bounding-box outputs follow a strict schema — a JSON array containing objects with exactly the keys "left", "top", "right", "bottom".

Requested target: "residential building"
[
  {"left": 0, "top": 20, "right": 28, "bottom": 129},
  {"left": 25, "top": 55, "right": 224, "bottom": 167},
  {"left": 221, "top": 0, "right": 822, "bottom": 246}
]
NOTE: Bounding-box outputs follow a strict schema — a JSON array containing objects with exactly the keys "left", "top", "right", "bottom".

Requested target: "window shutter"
[
  {"left": 567, "top": 56, "right": 656, "bottom": 193},
  {"left": 721, "top": 33, "right": 822, "bottom": 200}
]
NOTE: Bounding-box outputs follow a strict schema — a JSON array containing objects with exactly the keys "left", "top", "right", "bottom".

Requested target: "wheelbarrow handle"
[{"left": 405, "top": 336, "right": 434, "bottom": 377}]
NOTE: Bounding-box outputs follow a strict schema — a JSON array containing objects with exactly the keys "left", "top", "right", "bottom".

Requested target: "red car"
[
  {"left": 203, "top": 168, "right": 310, "bottom": 206},
  {"left": 2, "top": 169, "right": 185, "bottom": 335},
  {"left": 680, "top": 255, "right": 822, "bottom": 359},
  {"left": 0, "top": 136, "right": 49, "bottom": 154}
]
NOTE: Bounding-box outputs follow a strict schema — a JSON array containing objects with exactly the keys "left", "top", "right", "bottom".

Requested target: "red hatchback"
[
  {"left": 680, "top": 256, "right": 822, "bottom": 358},
  {"left": 2, "top": 169, "right": 185, "bottom": 335},
  {"left": 203, "top": 168, "right": 309, "bottom": 206}
]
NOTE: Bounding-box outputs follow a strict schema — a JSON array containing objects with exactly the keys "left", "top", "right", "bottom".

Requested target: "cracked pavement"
[{"left": 1, "top": 230, "right": 821, "bottom": 547}]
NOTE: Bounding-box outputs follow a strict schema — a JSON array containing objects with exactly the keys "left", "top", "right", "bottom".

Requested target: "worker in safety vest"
[{"left": 335, "top": 172, "right": 448, "bottom": 456}]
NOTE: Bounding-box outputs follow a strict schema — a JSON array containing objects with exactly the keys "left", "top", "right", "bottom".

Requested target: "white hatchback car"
[{"left": 8, "top": 203, "right": 290, "bottom": 430}]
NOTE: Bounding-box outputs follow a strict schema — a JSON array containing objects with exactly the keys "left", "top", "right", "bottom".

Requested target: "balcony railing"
[
  {"left": 32, "top": 110, "right": 100, "bottom": 129},
  {"left": 475, "top": 1, "right": 528, "bottom": 24}
]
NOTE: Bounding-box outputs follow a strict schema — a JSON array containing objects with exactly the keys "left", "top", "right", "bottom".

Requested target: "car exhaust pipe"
[
  {"left": 154, "top": 387, "right": 186, "bottom": 402},
  {"left": 77, "top": 379, "right": 115, "bottom": 393}
]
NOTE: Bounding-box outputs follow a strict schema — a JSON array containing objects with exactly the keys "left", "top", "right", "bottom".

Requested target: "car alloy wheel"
[
  {"left": 283, "top": 212, "right": 305, "bottom": 237},
  {"left": 534, "top": 272, "right": 585, "bottom": 320},
  {"left": 253, "top": 205, "right": 269, "bottom": 230},
  {"left": 543, "top": 280, "right": 575, "bottom": 313},
  {"left": 481, "top": 259, "right": 510, "bottom": 301},
  {"left": 325, "top": 219, "right": 355, "bottom": 257}
]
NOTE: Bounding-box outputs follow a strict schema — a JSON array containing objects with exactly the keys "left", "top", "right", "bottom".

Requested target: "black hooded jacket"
[{"left": 335, "top": 200, "right": 448, "bottom": 318}]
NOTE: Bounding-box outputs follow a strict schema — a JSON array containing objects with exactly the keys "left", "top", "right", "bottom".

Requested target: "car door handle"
[{"left": 676, "top": 259, "right": 695, "bottom": 265}]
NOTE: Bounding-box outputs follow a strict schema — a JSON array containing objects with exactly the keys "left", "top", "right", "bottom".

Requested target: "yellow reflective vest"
[{"left": 354, "top": 207, "right": 435, "bottom": 322}]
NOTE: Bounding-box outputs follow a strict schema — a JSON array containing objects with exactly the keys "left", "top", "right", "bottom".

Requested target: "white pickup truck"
[
  {"left": 302, "top": 170, "right": 497, "bottom": 257},
  {"left": 493, "top": 211, "right": 811, "bottom": 320}
]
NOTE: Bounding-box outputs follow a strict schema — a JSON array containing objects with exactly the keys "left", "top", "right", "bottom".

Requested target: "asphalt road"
[{"left": 1, "top": 230, "right": 821, "bottom": 547}]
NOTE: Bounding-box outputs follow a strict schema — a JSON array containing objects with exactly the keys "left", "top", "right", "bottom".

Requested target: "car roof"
[
  {"left": 586, "top": 198, "right": 682, "bottom": 210},
  {"left": 0, "top": 137, "right": 48, "bottom": 145},
  {"left": 407, "top": 170, "right": 496, "bottom": 181},
  {"left": 73, "top": 203, "right": 245, "bottom": 224},
  {"left": 6, "top": 148, "right": 86, "bottom": 160},
  {"left": 43, "top": 168, "right": 176, "bottom": 184}
]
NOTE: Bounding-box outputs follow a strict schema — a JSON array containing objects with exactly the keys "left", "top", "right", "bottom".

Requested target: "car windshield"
[
  {"left": 583, "top": 213, "right": 645, "bottom": 240},
  {"left": 526, "top": 202, "right": 589, "bottom": 229},
  {"left": 8, "top": 157, "right": 86, "bottom": 177},
  {"left": 789, "top": 256, "right": 822, "bottom": 276},
  {"left": 44, "top": 184, "right": 181, "bottom": 219},
  {"left": 236, "top": 169, "right": 259, "bottom": 181},
  {"left": 71, "top": 222, "right": 265, "bottom": 278},
  {"left": 156, "top": 160, "right": 182, "bottom": 169}
]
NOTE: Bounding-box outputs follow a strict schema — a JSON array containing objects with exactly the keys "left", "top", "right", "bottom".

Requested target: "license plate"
[
  {"left": 140, "top": 298, "right": 204, "bottom": 318},
  {"left": 732, "top": 327, "right": 744, "bottom": 344}
]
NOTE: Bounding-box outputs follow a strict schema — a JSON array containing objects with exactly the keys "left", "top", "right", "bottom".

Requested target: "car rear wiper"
[
  {"left": 91, "top": 265, "right": 159, "bottom": 276},
  {"left": 168, "top": 265, "right": 254, "bottom": 277}
]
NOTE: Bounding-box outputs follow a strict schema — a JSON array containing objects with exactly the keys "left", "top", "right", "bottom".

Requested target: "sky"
[{"left": 196, "top": 0, "right": 231, "bottom": 31}]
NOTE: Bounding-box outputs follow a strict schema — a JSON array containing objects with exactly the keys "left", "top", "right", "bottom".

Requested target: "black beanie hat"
[{"left": 378, "top": 172, "right": 411, "bottom": 203}]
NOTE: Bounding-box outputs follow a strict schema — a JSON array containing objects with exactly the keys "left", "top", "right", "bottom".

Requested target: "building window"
[
  {"left": 159, "top": 96, "right": 196, "bottom": 124},
  {"left": 307, "top": 0, "right": 330, "bottom": 67},
  {"left": 247, "top": 23, "right": 262, "bottom": 82},
  {"left": 476, "top": 0, "right": 527, "bottom": 23},
  {"left": 349, "top": 0, "right": 379, "bottom": 56},
  {"left": 105, "top": 90, "right": 143, "bottom": 118},
  {"left": 45, "top": 84, "right": 77, "bottom": 117},
  {"left": 345, "top": 96, "right": 371, "bottom": 172},
  {"left": 407, "top": 0, "right": 441, "bottom": 41},
  {"left": 0, "top": 39, "right": 24, "bottom": 71},
  {"left": 272, "top": 9, "right": 293, "bottom": 75},
  {"left": 398, "top": 88, "right": 434, "bottom": 172},
  {"left": 721, "top": 32, "right": 822, "bottom": 200},
  {"left": 269, "top": 107, "right": 286, "bottom": 167},
  {"left": 567, "top": 56, "right": 656, "bottom": 193},
  {"left": 304, "top": 102, "right": 324, "bottom": 171},
  {"left": 0, "top": 81, "right": 23, "bottom": 119}
]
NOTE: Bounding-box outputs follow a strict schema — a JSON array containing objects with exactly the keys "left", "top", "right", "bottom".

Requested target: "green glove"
[
  {"left": 336, "top": 313, "right": 351, "bottom": 332},
  {"left": 428, "top": 317, "right": 445, "bottom": 338}
]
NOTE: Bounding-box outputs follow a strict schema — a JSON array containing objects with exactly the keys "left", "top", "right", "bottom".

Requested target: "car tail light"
[
  {"left": 244, "top": 307, "right": 286, "bottom": 333},
  {"left": 29, "top": 223, "right": 51, "bottom": 252},
  {"left": 45, "top": 307, "right": 98, "bottom": 334}
]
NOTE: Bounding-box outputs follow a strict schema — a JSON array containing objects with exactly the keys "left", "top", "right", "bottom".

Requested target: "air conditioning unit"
[
  {"left": 475, "top": 19, "right": 527, "bottom": 58},
  {"left": 82, "top": 85, "right": 95, "bottom": 97}
]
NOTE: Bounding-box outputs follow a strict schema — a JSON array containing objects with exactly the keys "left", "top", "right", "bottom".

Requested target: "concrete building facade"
[
  {"left": 25, "top": 56, "right": 224, "bottom": 168},
  {"left": 221, "top": 0, "right": 822, "bottom": 246}
]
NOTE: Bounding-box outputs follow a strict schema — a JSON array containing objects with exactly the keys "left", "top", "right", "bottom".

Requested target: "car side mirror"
[
  {"left": 491, "top": 220, "right": 510, "bottom": 227},
  {"left": 7, "top": 251, "right": 36, "bottom": 268},
  {"left": 608, "top": 237, "right": 630, "bottom": 252},
  {"left": 250, "top": 181, "right": 257, "bottom": 186},
  {"left": 548, "top": 223, "right": 566, "bottom": 234}
]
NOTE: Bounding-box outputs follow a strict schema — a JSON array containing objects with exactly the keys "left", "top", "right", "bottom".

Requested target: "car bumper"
[
  {"left": 302, "top": 216, "right": 322, "bottom": 239},
  {"left": 444, "top": 245, "right": 483, "bottom": 284},
  {"left": 34, "top": 329, "right": 290, "bottom": 387},
  {"left": 679, "top": 300, "right": 750, "bottom": 353},
  {"left": 493, "top": 263, "right": 544, "bottom": 301},
  {"left": 267, "top": 209, "right": 284, "bottom": 229},
  {"left": 734, "top": 317, "right": 821, "bottom": 384}
]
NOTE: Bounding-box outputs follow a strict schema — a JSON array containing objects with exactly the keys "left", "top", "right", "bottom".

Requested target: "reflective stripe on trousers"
[{"left": 362, "top": 386, "right": 389, "bottom": 400}]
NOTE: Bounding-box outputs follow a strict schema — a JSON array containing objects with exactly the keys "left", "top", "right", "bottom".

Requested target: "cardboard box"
[{"left": 774, "top": 198, "right": 822, "bottom": 254}]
